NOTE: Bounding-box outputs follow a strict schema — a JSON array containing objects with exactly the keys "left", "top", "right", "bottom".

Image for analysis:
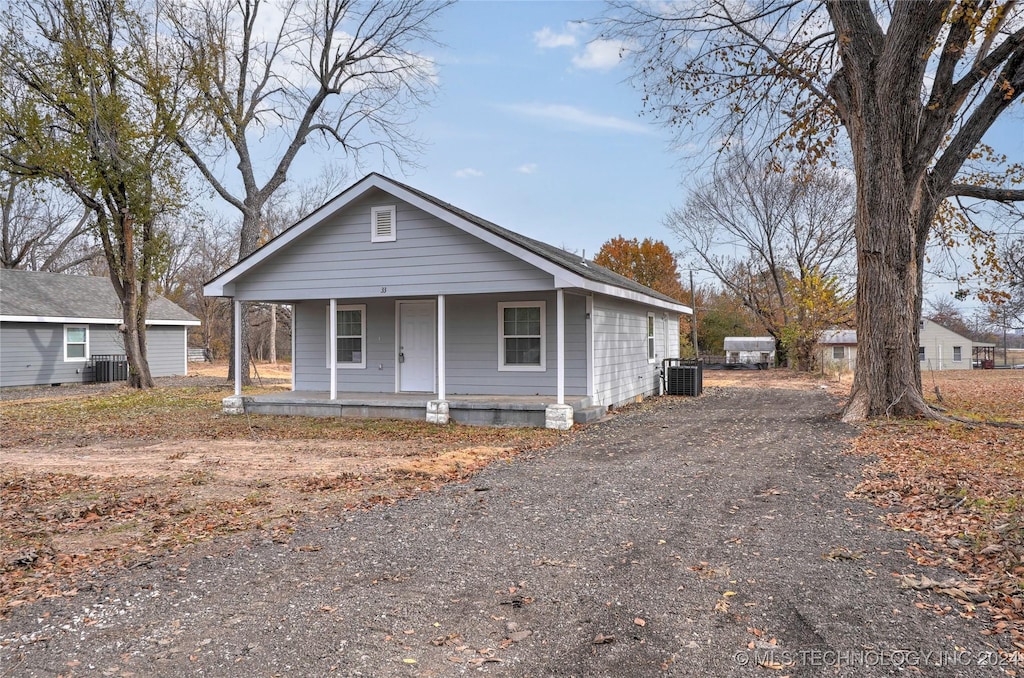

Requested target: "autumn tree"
[
  {"left": 696, "top": 286, "right": 768, "bottom": 356},
  {"left": 1, "top": 0, "right": 186, "bottom": 388},
  {"left": 594, "top": 236, "right": 687, "bottom": 300},
  {"left": 157, "top": 0, "right": 451, "bottom": 384},
  {"left": 609, "top": 1, "right": 1024, "bottom": 421},
  {"left": 780, "top": 268, "right": 853, "bottom": 370},
  {"left": 668, "top": 149, "right": 854, "bottom": 365}
]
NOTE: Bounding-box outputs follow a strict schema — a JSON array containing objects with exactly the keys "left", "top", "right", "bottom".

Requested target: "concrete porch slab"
[{"left": 227, "top": 391, "right": 594, "bottom": 428}]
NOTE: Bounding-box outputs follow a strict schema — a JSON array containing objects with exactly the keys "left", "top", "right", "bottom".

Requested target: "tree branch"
[{"left": 945, "top": 184, "right": 1024, "bottom": 201}]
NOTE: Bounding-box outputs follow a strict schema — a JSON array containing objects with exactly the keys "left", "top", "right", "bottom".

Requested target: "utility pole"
[{"left": 689, "top": 270, "right": 699, "bottom": 358}]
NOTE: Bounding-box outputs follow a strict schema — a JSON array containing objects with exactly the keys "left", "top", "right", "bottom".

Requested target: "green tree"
[
  {"left": 1, "top": 0, "right": 185, "bottom": 388},
  {"left": 609, "top": 1, "right": 1024, "bottom": 421}
]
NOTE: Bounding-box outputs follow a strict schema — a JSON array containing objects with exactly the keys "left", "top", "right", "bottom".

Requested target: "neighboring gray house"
[
  {"left": 818, "top": 319, "right": 988, "bottom": 372},
  {"left": 0, "top": 269, "right": 199, "bottom": 388},
  {"left": 723, "top": 336, "right": 776, "bottom": 365},
  {"left": 819, "top": 329, "right": 858, "bottom": 372},
  {"left": 204, "top": 173, "right": 689, "bottom": 428}
]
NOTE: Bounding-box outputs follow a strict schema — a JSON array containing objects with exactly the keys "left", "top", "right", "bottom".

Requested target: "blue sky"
[
  {"left": 399, "top": 1, "right": 684, "bottom": 260},
  {"left": 292, "top": 1, "right": 1022, "bottom": 306}
]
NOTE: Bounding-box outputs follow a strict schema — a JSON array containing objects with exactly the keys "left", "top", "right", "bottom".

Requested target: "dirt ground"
[
  {"left": 0, "top": 363, "right": 563, "bottom": 614},
  {"left": 3, "top": 377, "right": 1022, "bottom": 676}
]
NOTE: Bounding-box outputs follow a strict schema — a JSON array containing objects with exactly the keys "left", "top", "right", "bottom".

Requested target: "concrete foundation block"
[
  {"left": 545, "top": 403, "right": 574, "bottom": 430},
  {"left": 222, "top": 395, "right": 246, "bottom": 415},
  {"left": 426, "top": 399, "right": 450, "bottom": 425}
]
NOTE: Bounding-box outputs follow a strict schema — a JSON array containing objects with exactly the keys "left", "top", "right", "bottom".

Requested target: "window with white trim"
[
  {"left": 370, "top": 205, "right": 397, "bottom": 242},
  {"left": 498, "top": 302, "right": 545, "bottom": 371},
  {"left": 326, "top": 304, "right": 367, "bottom": 368},
  {"left": 64, "top": 325, "right": 89, "bottom": 361},
  {"left": 647, "top": 313, "right": 656, "bottom": 362},
  {"left": 832, "top": 346, "right": 845, "bottom": 360},
  {"left": 919, "top": 346, "right": 926, "bottom": 362},
  {"left": 953, "top": 346, "right": 962, "bottom": 362}
]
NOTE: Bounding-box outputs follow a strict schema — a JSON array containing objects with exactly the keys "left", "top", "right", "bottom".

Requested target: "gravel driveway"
[{"left": 1, "top": 388, "right": 1011, "bottom": 676}]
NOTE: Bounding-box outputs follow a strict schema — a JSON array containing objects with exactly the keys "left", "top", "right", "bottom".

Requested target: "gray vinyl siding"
[
  {"left": 0, "top": 322, "right": 187, "bottom": 387},
  {"left": 229, "top": 189, "right": 553, "bottom": 301},
  {"left": 292, "top": 292, "right": 587, "bottom": 397},
  {"left": 445, "top": 292, "right": 586, "bottom": 396},
  {"left": 592, "top": 296, "right": 664, "bottom": 407},
  {"left": 145, "top": 326, "right": 189, "bottom": 377},
  {"left": 293, "top": 299, "right": 398, "bottom": 393}
]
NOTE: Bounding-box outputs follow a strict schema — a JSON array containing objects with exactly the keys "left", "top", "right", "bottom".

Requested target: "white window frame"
[
  {"left": 326, "top": 304, "right": 367, "bottom": 369},
  {"left": 497, "top": 301, "right": 546, "bottom": 372},
  {"left": 370, "top": 205, "right": 397, "bottom": 243},
  {"left": 63, "top": 324, "right": 89, "bottom": 362},
  {"left": 919, "top": 346, "right": 926, "bottom": 362},
  {"left": 832, "top": 345, "right": 845, "bottom": 360},
  {"left": 647, "top": 312, "right": 656, "bottom": 363},
  {"left": 952, "top": 345, "right": 962, "bottom": 362}
]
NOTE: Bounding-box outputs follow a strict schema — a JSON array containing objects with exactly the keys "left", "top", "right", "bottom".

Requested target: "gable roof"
[
  {"left": 204, "top": 173, "right": 690, "bottom": 314},
  {"left": 0, "top": 269, "right": 199, "bottom": 325},
  {"left": 820, "top": 329, "right": 857, "bottom": 345}
]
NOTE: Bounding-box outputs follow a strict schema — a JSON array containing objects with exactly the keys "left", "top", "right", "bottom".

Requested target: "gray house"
[
  {"left": 204, "top": 174, "right": 689, "bottom": 428},
  {"left": 0, "top": 269, "right": 199, "bottom": 388}
]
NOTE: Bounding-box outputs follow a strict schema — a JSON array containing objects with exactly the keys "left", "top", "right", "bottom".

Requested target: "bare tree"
[
  {"left": 667, "top": 150, "right": 855, "bottom": 364},
  {"left": 609, "top": 0, "right": 1024, "bottom": 421},
  {"left": 0, "top": 172, "right": 101, "bottom": 272},
  {"left": 159, "top": 0, "right": 451, "bottom": 384}
]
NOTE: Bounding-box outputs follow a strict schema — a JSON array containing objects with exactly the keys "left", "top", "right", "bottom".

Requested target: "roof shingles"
[{"left": 0, "top": 269, "right": 197, "bottom": 323}]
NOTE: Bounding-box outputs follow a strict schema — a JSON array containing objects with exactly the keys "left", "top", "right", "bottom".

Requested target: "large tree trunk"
[
  {"left": 840, "top": 103, "right": 932, "bottom": 422},
  {"left": 226, "top": 207, "right": 263, "bottom": 386},
  {"left": 119, "top": 269, "right": 154, "bottom": 389}
]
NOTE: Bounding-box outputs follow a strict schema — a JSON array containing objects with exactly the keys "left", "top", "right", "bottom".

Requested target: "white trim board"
[{"left": 1, "top": 315, "right": 200, "bottom": 326}]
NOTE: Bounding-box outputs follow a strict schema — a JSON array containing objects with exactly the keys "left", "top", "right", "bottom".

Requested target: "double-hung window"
[
  {"left": 953, "top": 346, "right": 962, "bottom": 362},
  {"left": 647, "top": 313, "right": 656, "bottom": 362},
  {"left": 498, "top": 302, "right": 545, "bottom": 371},
  {"left": 326, "top": 304, "right": 366, "bottom": 368},
  {"left": 64, "top": 325, "right": 89, "bottom": 362},
  {"left": 832, "top": 346, "right": 845, "bottom": 360}
]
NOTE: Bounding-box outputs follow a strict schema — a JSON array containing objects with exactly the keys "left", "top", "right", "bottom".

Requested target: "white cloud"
[
  {"left": 501, "top": 103, "right": 652, "bottom": 135},
  {"left": 533, "top": 23, "right": 585, "bottom": 49},
  {"left": 454, "top": 168, "right": 484, "bottom": 179},
  {"left": 571, "top": 39, "right": 626, "bottom": 71},
  {"left": 517, "top": 163, "right": 538, "bottom": 174}
]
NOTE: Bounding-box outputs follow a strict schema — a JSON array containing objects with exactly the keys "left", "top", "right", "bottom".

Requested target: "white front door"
[{"left": 399, "top": 301, "right": 436, "bottom": 392}]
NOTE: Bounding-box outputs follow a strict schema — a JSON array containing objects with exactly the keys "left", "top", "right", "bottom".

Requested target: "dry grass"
[{"left": 0, "top": 372, "right": 565, "bottom": 614}]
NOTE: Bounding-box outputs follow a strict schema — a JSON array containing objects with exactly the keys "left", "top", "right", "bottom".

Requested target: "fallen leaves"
[{"left": 849, "top": 373, "right": 1024, "bottom": 648}]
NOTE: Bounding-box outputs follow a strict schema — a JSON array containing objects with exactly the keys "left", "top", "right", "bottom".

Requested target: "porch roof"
[{"left": 204, "top": 174, "right": 689, "bottom": 315}]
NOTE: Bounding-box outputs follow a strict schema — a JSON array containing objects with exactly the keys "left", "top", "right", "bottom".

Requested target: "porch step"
[{"left": 573, "top": 405, "right": 608, "bottom": 424}]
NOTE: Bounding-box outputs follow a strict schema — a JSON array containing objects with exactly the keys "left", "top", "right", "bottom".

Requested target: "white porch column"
[
  {"left": 233, "top": 299, "right": 242, "bottom": 396},
  {"left": 329, "top": 298, "right": 337, "bottom": 400},
  {"left": 223, "top": 299, "right": 245, "bottom": 414},
  {"left": 556, "top": 288, "right": 565, "bottom": 405},
  {"left": 546, "top": 288, "right": 573, "bottom": 429},
  {"left": 437, "top": 295, "right": 446, "bottom": 400},
  {"left": 427, "top": 295, "right": 450, "bottom": 425}
]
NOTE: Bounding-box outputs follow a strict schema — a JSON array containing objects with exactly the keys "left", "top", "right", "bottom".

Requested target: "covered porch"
[{"left": 223, "top": 289, "right": 593, "bottom": 429}]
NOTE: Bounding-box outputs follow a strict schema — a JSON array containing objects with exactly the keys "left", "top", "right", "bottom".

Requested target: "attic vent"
[{"left": 371, "top": 205, "right": 396, "bottom": 243}]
